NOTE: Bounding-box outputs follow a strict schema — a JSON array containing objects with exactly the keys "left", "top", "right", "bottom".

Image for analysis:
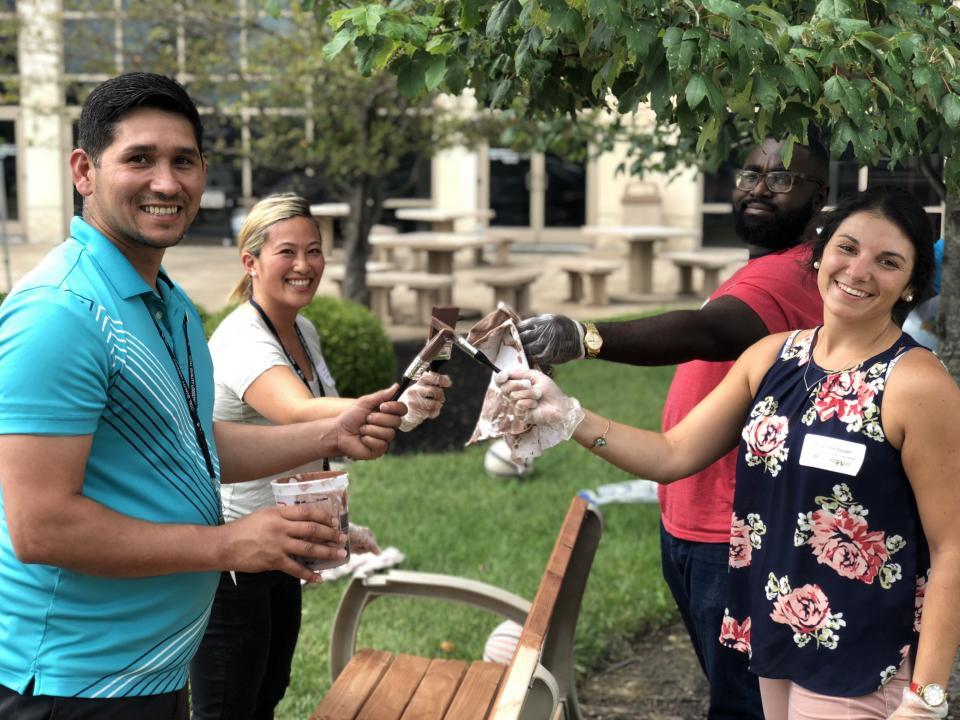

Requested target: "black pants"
[
  {"left": 189, "top": 570, "right": 301, "bottom": 720},
  {"left": 0, "top": 683, "right": 188, "bottom": 720}
]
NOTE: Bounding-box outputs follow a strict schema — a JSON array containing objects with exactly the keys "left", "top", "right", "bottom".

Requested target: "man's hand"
[
  {"left": 399, "top": 372, "right": 453, "bottom": 432},
  {"left": 518, "top": 314, "right": 584, "bottom": 365},
  {"left": 221, "top": 503, "right": 347, "bottom": 583},
  {"left": 334, "top": 385, "right": 405, "bottom": 460}
]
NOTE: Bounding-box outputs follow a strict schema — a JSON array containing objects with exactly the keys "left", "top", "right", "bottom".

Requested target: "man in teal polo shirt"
[{"left": 0, "top": 73, "right": 405, "bottom": 719}]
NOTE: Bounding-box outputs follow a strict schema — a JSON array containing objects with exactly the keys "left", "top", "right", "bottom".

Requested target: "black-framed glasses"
[{"left": 735, "top": 169, "right": 824, "bottom": 194}]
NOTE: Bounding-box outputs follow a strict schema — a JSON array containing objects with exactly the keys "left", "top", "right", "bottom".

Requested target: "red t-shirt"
[{"left": 658, "top": 244, "right": 823, "bottom": 543}]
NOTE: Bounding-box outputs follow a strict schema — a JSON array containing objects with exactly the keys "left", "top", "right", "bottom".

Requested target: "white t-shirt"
[{"left": 208, "top": 302, "right": 339, "bottom": 521}]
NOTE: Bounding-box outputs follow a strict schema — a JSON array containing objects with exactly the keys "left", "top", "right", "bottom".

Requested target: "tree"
[{"left": 323, "top": 0, "right": 960, "bottom": 373}]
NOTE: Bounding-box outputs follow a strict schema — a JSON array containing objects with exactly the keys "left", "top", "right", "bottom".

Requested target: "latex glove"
[
  {"left": 399, "top": 372, "right": 452, "bottom": 432},
  {"left": 495, "top": 368, "right": 585, "bottom": 441},
  {"left": 517, "top": 314, "right": 584, "bottom": 365},
  {"left": 348, "top": 523, "right": 381, "bottom": 555},
  {"left": 888, "top": 688, "right": 948, "bottom": 719}
]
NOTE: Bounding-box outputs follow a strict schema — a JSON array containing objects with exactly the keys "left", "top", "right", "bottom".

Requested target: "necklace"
[{"left": 801, "top": 325, "right": 894, "bottom": 394}]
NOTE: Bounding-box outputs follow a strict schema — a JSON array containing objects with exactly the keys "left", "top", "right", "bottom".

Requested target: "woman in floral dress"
[{"left": 499, "top": 187, "right": 960, "bottom": 719}]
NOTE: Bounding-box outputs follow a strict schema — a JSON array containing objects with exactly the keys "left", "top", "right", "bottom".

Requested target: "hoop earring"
[{"left": 813, "top": 260, "right": 820, "bottom": 269}]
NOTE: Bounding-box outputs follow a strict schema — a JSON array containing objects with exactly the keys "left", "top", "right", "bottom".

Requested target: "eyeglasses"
[{"left": 735, "top": 169, "right": 824, "bottom": 194}]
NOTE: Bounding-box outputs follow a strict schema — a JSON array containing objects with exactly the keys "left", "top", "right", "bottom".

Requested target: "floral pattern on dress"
[
  {"left": 766, "top": 573, "right": 846, "bottom": 650},
  {"left": 779, "top": 330, "right": 813, "bottom": 365},
  {"left": 742, "top": 397, "right": 790, "bottom": 476},
  {"left": 914, "top": 571, "right": 928, "bottom": 633},
  {"left": 793, "top": 483, "right": 904, "bottom": 588},
  {"left": 801, "top": 361, "right": 887, "bottom": 442},
  {"left": 878, "top": 645, "right": 911, "bottom": 688},
  {"left": 719, "top": 609, "right": 752, "bottom": 655},
  {"left": 729, "top": 512, "right": 766, "bottom": 568}
]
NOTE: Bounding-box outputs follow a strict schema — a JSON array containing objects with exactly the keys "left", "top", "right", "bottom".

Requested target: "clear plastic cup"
[{"left": 270, "top": 470, "right": 349, "bottom": 571}]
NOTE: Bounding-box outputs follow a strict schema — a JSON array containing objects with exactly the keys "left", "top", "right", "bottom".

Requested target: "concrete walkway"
[{"left": 1, "top": 239, "right": 737, "bottom": 340}]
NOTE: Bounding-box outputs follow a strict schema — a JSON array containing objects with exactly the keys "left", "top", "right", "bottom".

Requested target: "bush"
[
  {"left": 204, "top": 296, "right": 396, "bottom": 399},
  {"left": 0, "top": 292, "right": 5, "bottom": 305},
  {"left": 203, "top": 303, "right": 237, "bottom": 339},
  {"left": 299, "top": 296, "right": 396, "bottom": 398}
]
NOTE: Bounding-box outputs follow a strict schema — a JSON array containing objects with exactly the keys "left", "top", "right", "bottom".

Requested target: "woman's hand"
[
  {"left": 348, "top": 523, "right": 381, "bottom": 555},
  {"left": 399, "top": 372, "right": 452, "bottom": 432},
  {"left": 887, "top": 688, "right": 948, "bottom": 719},
  {"left": 495, "top": 369, "right": 584, "bottom": 440}
]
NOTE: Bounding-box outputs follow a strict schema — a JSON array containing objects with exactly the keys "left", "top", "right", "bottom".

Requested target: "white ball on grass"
[
  {"left": 482, "top": 619, "right": 523, "bottom": 664},
  {"left": 483, "top": 438, "right": 534, "bottom": 479}
]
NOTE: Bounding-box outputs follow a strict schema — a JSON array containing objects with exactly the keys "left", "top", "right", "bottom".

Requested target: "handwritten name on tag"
[{"left": 798, "top": 434, "right": 866, "bottom": 477}]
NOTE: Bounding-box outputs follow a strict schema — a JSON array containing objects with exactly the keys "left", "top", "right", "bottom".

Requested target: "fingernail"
[
  {"left": 519, "top": 379, "right": 532, "bottom": 388},
  {"left": 337, "top": 549, "right": 347, "bottom": 558}
]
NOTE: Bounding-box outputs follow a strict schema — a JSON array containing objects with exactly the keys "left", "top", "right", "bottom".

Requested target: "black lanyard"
[
  {"left": 248, "top": 297, "right": 330, "bottom": 471},
  {"left": 248, "top": 298, "right": 326, "bottom": 398},
  {"left": 145, "top": 301, "right": 219, "bottom": 493}
]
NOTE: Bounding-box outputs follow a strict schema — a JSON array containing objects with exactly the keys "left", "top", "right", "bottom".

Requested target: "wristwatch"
[
  {"left": 910, "top": 681, "right": 947, "bottom": 708},
  {"left": 583, "top": 322, "right": 603, "bottom": 359}
]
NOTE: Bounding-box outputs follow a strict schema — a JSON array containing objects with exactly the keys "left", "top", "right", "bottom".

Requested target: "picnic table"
[
  {"left": 369, "top": 231, "right": 489, "bottom": 304},
  {"left": 310, "top": 203, "right": 351, "bottom": 257},
  {"left": 581, "top": 225, "right": 702, "bottom": 296},
  {"left": 394, "top": 208, "right": 496, "bottom": 233}
]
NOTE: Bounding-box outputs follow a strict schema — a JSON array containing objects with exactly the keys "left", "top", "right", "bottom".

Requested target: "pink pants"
[{"left": 759, "top": 659, "right": 911, "bottom": 719}]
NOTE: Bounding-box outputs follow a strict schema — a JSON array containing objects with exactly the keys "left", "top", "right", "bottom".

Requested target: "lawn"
[{"left": 277, "top": 349, "right": 680, "bottom": 718}]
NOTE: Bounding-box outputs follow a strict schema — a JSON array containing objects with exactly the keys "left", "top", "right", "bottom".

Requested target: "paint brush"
[
  {"left": 391, "top": 328, "right": 453, "bottom": 401},
  {"left": 430, "top": 317, "right": 502, "bottom": 374},
  {"left": 428, "top": 306, "right": 459, "bottom": 372}
]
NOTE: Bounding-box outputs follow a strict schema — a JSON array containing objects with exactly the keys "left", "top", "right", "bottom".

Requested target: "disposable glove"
[
  {"left": 348, "top": 523, "right": 381, "bottom": 555},
  {"left": 517, "top": 314, "right": 584, "bottom": 365},
  {"left": 495, "top": 368, "right": 585, "bottom": 442},
  {"left": 887, "top": 688, "right": 948, "bottom": 719},
  {"left": 399, "top": 371, "right": 452, "bottom": 432}
]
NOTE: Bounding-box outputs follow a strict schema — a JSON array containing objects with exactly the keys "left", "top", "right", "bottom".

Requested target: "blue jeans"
[{"left": 660, "top": 523, "right": 763, "bottom": 720}]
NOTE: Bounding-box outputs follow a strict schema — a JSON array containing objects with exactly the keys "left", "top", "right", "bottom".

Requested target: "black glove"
[{"left": 517, "top": 314, "right": 584, "bottom": 365}]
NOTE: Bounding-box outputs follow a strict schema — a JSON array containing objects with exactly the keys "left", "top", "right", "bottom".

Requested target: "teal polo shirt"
[{"left": 0, "top": 217, "right": 221, "bottom": 698}]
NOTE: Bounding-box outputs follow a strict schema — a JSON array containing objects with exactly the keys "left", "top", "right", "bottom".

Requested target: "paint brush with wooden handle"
[
  {"left": 391, "top": 328, "right": 453, "bottom": 401},
  {"left": 428, "top": 306, "right": 459, "bottom": 372},
  {"left": 430, "top": 317, "right": 502, "bottom": 373}
]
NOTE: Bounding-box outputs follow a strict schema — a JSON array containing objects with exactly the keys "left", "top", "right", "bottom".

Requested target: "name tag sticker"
[
  {"left": 315, "top": 358, "right": 336, "bottom": 389},
  {"left": 798, "top": 434, "right": 866, "bottom": 477}
]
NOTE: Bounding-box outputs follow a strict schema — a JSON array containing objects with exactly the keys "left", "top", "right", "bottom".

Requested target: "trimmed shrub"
[
  {"left": 0, "top": 292, "right": 5, "bottom": 305},
  {"left": 299, "top": 296, "right": 395, "bottom": 398},
  {"left": 203, "top": 303, "right": 237, "bottom": 339},
  {"left": 205, "top": 296, "right": 396, "bottom": 399}
]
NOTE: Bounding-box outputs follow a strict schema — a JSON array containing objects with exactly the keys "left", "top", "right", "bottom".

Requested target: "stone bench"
[
  {"left": 329, "top": 269, "right": 453, "bottom": 325},
  {"left": 473, "top": 236, "right": 516, "bottom": 267},
  {"left": 658, "top": 250, "right": 746, "bottom": 298},
  {"left": 555, "top": 257, "right": 620, "bottom": 305},
  {"left": 473, "top": 267, "right": 540, "bottom": 316}
]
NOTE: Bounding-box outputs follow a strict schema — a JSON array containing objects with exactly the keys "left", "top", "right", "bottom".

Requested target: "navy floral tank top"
[{"left": 720, "top": 327, "right": 930, "bottom": 697}]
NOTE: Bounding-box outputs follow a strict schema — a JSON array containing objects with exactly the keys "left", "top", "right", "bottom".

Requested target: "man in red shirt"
[{"left": 519, "top": 137, "right": 829, "bottom": 720}]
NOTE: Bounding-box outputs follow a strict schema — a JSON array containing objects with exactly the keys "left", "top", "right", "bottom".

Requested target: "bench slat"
[
  {"left": 356, "top": 654, "right": 432, "bottom": 720},
  {"left": 399, "top": 659, "right": 469, "bottom": 720},
  {"left": 444, "top": 661, "right": 504, "bottom": 720},
  {"left": 312, "top": 649, "right": 394, "bottom": 720}
]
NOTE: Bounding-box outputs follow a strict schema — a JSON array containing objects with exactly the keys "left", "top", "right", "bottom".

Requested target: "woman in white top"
[{"left": 190, "top": 193, "right": 449, "bottom": 720}]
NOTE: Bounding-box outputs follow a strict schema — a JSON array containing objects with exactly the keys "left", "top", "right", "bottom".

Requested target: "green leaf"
[
  {"left": 460, "top": 0, "right": 482, "bottom": 30},
  {"left": 814, "top": 0, "right": 858, "bottom": 20},
  {"left": 702, "top": 0, "right": 745, "bottom": 21},
  {"left": 943, "top": 93, "right": 960, "bottom": 129},
  {"left": 323, "top": 28, "right": 355, "bottom": 62},
  {"left": 486, "top": 0, "right": 521, "bottom": 37},
  {"left": 753, "top": 74, "right": 779, "bottom": 112},
  {"left": 265, "top": 0, "right": 282, "bottom": 19},
  {"left": 424, "top": 54, "right": 447, "bottom": 91},
  {"left": 824, "top": 75, "right": 865, "bottom": 126},
  {"left": 395, "top": 54, "right": 427, "bottom": 98},
  {"left": 363, "top": 5, "right": 384, "bottom": 34},
  {"left": 685, "top": 74, "right": 708, "bottom": 109}
]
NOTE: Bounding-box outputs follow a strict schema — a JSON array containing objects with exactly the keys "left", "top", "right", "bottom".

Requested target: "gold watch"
[{"left": 583, "top": 322, "right": 603, "bottom": 359}]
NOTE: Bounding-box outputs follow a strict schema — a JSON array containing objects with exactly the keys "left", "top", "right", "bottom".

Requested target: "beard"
[{"left": 734, "top": 196, "right": 816, "bottom": 251}]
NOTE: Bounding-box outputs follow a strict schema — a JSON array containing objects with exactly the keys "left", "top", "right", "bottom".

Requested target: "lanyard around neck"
[
  {"left": 248, "top": 298, "right": 325, "bottom": 398},
  {"left": 145, "top": 300, "right": 218, "bottom": 487}
]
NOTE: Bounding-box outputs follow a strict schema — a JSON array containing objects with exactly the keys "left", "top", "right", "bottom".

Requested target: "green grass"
[{"left": 277, "top": 335, "right": 679, "bottom": 718}]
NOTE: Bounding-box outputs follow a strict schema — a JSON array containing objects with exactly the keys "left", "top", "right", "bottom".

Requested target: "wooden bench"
[
  {"left": 474, "top": 268, "right": 540, "bottom": 316},
  {"left": 329, "top": 269, "right": 453, "bottom": 325},
  {"left": 313, "top": 496, "right": 602, "bottom": 720},
  {"left": 555, "top": 258, "right": 620, "bottom": 305},
  {"left": 658, "top": 250, "right": 746, "bottom": 298}
]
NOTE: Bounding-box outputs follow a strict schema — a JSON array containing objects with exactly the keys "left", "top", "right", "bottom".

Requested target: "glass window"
[
  {"left": 0, "top": 0, "right": 16, "bottom": 11},
  {"left": 191, "top": 113, "right": 243, "bottom": 241},
  {"left": 121, "top": 17, "right": 178, "bottom": 74},
  {"left": 489, "top": 148, "right": 530, "bottom": 227},
  {"left": 0, "top": 120, "right": 18, "bottom": 221},
  {"left": 702, "top": 158, "right": 738, "bottom": 204},
  {"left": 63, "top": 19, "right": 116, "bottom": 74},
  {"left": 826, "top": 159, "right": 860, "bottom": 205},
  {"left": 544, "top": 153, "right": 585, "bottom": 227},
  {"left": 866, "top": 157, "right": 944, "bottom": 208},
  {"left": 249, "top": 115, "right": 313, "bottom": 199},
  {"left": 64, "top": 0, "right": 114, "bottom": 10},
  {"left": 185, "top": 6, "right": 241, "bottom": 74},
  {"left": 0, "top": 16, "right": 17, "bottom": 74}
]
